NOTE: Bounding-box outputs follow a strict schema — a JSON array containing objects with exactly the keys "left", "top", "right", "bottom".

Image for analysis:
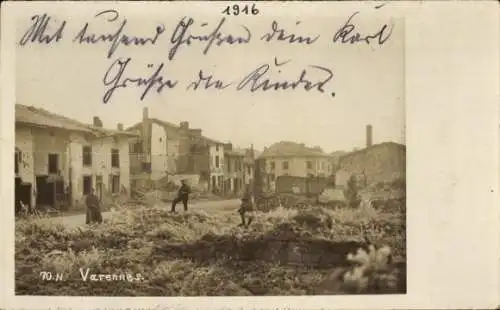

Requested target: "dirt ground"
[{"left": 44, "top": 199, "right": 241, "bottom": 229}]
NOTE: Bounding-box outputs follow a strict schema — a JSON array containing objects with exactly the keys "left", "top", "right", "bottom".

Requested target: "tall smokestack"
[
  {"left": 92, "top": 116, "right": 103, "bottom": 127},
  {"left": 142, "top": 107, "right": 149, "bottom": 159},
  {"left": 366, "top": 124, "right": 373, "bottom": 148}
]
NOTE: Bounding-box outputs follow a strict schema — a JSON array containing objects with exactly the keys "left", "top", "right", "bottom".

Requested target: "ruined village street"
[{"left": 46, "top": 199, "right": 242, "bottom": 230}]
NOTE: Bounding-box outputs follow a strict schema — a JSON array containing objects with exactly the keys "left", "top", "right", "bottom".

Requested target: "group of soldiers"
[
  {"left": 171, "top": 180, "right": 255, "bottom": 227},
  {"left": 170, "top": 179, "right": 256, "bottom": 228},
  {"left": 85, "top": 179, "right": 256, "bottom": 228}
]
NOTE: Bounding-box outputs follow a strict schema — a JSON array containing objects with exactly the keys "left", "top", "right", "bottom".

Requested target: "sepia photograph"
[{"left": 12, "top": 3, "right": 406, "bottom": 297}]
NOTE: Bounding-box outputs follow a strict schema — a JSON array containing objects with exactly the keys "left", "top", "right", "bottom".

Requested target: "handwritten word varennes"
[{"left": 18, "top": 8, "right": 394, "bottom": 104}]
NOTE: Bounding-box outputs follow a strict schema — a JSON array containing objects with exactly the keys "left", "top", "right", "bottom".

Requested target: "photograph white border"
[{"left": 1, "top": 1, "right": 499, "bottom": 309}]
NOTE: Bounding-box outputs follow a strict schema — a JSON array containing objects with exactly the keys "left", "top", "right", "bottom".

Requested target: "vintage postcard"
[{"left": 1, "top": 1, "right": 499, "bottom": 310}]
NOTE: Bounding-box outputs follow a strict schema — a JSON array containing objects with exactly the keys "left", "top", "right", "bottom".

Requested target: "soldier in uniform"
[
  {"left": 171, "top": 179, "right": 191, "bottom": 212},
  {"left": 85, "top": 188, "right": 103, "bottom": 224},
  {"left": 238, "top": 185, "right": 255, "bottom": 228}
]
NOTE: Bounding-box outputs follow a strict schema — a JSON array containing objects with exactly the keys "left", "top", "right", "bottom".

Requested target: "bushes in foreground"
[{"left": 15, "top": 204, "right": 406, "bottom": 296}]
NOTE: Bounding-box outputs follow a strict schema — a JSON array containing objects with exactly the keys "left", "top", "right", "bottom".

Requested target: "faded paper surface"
[{"left": 1, "top": 1, "right": 499, "bottom": 310}]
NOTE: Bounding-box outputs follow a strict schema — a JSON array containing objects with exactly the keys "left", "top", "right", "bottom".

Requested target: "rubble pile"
[
  {"left": 15, "top": 200, "right": 406, "bottom": 296},
  {"left": 129, "top": 187, "right": 220, "bottom": 208},
  {"left": 256, "top": 193, "right": 317, "bottom": 212},
  {"left": 360, "top": 180, "right": 406, "bottom": 214}
]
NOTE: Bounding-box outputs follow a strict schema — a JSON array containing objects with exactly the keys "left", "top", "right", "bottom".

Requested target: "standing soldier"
[
  {"left": 85, "top": 188, "right": 103, "bottom": 224},
  {"left": 238, "top": 185, "right": 255, "bottom": 228},
  {"left": 171, "top": 179, "right": 191, "bottom": 212}
]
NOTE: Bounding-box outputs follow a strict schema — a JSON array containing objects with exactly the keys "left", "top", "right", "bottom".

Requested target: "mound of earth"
[
  {"left": 152, "top": 224, "right": 370, "bottom": 268},
  {"left": 15, "top": 202, "right": 406, "bottom": 296}
]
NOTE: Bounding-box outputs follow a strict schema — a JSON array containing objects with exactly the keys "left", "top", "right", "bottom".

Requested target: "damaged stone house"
[
  {"left": 223, "top": 144, "right": 245, "bottom": 195},
  {"left": 15, "top": 104, "right": 138, "bottom": 213},
  {"left": 223, "top": 144, "right": 258, "bottom": 195},
  {"left": 242, "top": 147, "right": 258, "bottom": 188},
  {"left": 255, "top": 141, "right": 334, "bottom": 193},
  {"left": 335, "top": 124, "right": 406, "bottom": 188},
  {"left": 126, "top": 107, "right": 226, "bottom": 191}
]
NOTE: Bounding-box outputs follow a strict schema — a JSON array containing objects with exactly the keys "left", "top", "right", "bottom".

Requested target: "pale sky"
[{"left": 15, "top": 6, "right": 405, "bottom": 153}]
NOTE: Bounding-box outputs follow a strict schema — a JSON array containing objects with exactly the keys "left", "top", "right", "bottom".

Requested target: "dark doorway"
[
  {"left": 83, "top": 175, "right": 92, "bottom": 195},
  {"left": 234, "top": 178, "right": 239, "bottom": 194},
  {"left": 15, "top": 177, "right": 21, "bottom": 214},
  {"left": 15, "top": 177, "right": 32, "bottom": 214},
  {"left": 36, "top": 175, "right": 54, "bottom": 206},
  {"left": 15, "top": 152, "right": 19, "bottom": 175},
  {"left": 54, "top": 179, "right": 66, "bottom": 210},
  {"left": 95, "top": 175, "right": 103, "bottom": 201},
  {"left": 48, "top": 153, "right": 59, "bottom": 174},
  {"left": 199, "top": 171, "right": 209, "bottom": 185},
  {"left": 110, "top": 174, "right": 120, "bottom": 194}
]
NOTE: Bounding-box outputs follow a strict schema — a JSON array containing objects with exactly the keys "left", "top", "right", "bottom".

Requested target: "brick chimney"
[
  {"left": 180, "top": 121, "right": 189, "bottom": 130},
  {"left": 366, "top": 124, "right": 373, "bottom": 148},
  {"left": 117, "top": 123, "right": 123, "bottom": 131},
  {"left": 142, "top": 107, "right": 149, "bottom": 158},
  {"left": 93, "top": 116, "right": 103, "bottom": 128},
  {"left": 190, "top": 128, "right": 202, "bottom": 137}
]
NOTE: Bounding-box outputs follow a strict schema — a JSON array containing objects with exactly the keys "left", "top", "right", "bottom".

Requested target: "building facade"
[
  {"left": 336, "top": 142, "right": 406, "bottom": 187},
  {"left": 127, "top": 107, "right": 225, "bottom": 191},
  {"left": 256, "top": 141, "right": 333, "bottom": 193},
  {"left": 242, "top": 147, "right": 256, "bottom": 188},
  {"left": 128, "top": 108, "right": 179, "bottom": 186},
  {"left": 335, "top": 125, "right": 406, "bottom": 188},
  {"left": 15, "top": 104, "right": 137, "bottom": 212},
  {"left": 262, "top": 156, "right": 333, "bottom": 178},
  {"left": 209, "top": 142, "right": 225, "bottom": 191},
  {"left": 222, "top": 143, "right": 245, "bottom": 195}
]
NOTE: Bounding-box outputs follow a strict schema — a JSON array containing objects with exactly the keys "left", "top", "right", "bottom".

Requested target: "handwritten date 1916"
[
  {"left": 237, "top": 57, "right": 334, "bottom": 96},
  {"left": 222, "top": 4, "right": 259, "bottom": 16},
  {"left": 102, "top": 58, "right": 178, "bottom": 104},
  {"left": 333, "top": 12, "right": 393, "bottom": 45}
]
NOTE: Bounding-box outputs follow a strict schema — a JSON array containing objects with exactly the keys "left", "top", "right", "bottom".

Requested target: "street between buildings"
[{"left": 42, "top": 198, "right": 241, "bottom": 229}]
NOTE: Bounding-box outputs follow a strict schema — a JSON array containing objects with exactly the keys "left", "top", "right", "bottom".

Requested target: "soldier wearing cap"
[
  {"left": 238, "top": 185, "right": 255, "bottom": 227},
  {"left": 171, "top": 179, "right": 191, "bottom": 212}
]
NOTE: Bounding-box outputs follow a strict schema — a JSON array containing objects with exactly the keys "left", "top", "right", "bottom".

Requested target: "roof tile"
[
  {"left": 16, "top": 104, "right": 138, "bottom": 138},
  {"left": 259, "top": 141, "right": 330, "bottom": 158}
]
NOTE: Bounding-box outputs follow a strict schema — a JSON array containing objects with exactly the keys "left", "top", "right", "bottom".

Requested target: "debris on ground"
[{"left": 15, "top": 194, "right": 406, "bottom": 296}]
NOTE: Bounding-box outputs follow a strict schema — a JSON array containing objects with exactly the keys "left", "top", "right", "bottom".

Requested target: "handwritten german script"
[{"left": 18, "top": 7, "right": 394, "bottom": 104}]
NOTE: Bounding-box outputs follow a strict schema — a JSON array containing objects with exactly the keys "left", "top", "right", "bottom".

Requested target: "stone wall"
[{"left": 337, "top": 142, "right": 405, "bottom": 186}]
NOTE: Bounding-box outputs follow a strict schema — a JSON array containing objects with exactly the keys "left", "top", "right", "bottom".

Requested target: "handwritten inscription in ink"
[
  {"left": 16, "top": 6, "right": 394, "bottom": 103},
  {"left": 73, "top": 9, "right": 166, "bottom": 59},
  {"left": 19, "top": 14, "right": 66, "bottom": 46},
  {"left": 333, "top": 12, "right": 393, "bottom": 45},
  {"left": 187, "top": 70, "right": 232, "bottom": 91},
  {"left": 169, "top": 17, "right": 252, "bottom": 61},
  {"left": 261, "top": 21, "right": 319, "bottom": 45},
  {"left": 102, "top": 57, "right": 178, "bottom": 104},
  {"left": 222, "top": 4, "right": 260, "bottom": 16},
  {"left": 237, "top": 57, "right": 334, "bottom": 95}
]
